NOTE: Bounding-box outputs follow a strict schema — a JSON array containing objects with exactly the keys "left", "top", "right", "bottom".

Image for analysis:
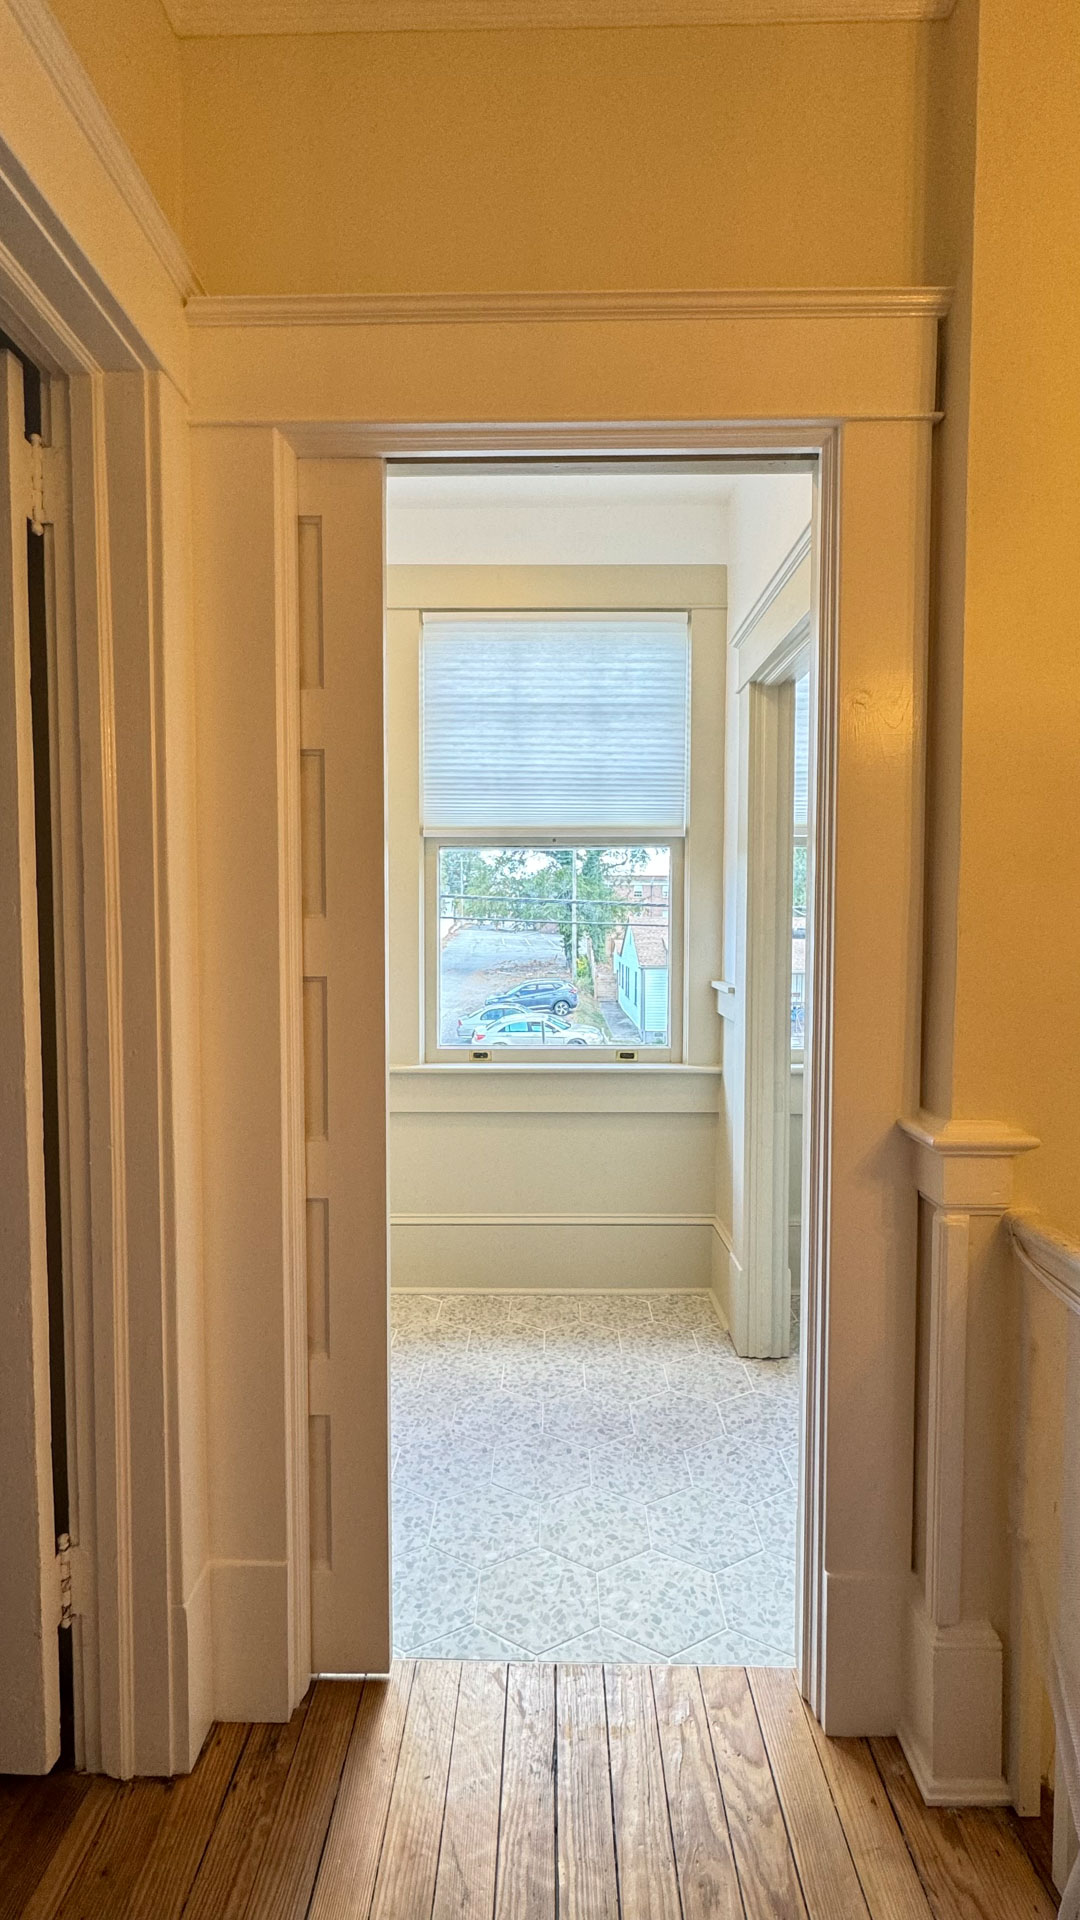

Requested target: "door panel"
[
  {"left": 0, "top": 349, "right": 61, "bottom": 1771},
  {"left": 298, "top": 460, "right": 391, "bottom": 1673}
]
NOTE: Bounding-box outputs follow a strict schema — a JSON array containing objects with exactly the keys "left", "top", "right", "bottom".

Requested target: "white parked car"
[{"left": 470, "top": 1013, "right": 606, "bottom": 1048}]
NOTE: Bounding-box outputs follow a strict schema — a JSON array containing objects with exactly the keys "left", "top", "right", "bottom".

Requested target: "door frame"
[
  {"left": 0, "top": 115, "right": 204, "bottom": 1771},
  {"left": 266, "top": 405, "right": 929, "bottom": 1736}
]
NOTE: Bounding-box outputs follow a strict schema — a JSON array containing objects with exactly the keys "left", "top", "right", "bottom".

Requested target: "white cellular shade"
[{"left": 422, "top": 614, "right": 690, "bottom": 833}]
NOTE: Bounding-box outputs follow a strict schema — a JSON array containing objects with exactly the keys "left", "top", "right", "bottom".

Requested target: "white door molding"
[
  {"left": 729, "top": 673, "right": 797, "bottom": 1358},
  {"left": 0, "top": 169, "right": 206, "bottom": 1776},
  {"left": 197, "top": 404, "right": 934, "bottom": 1743},
  {"left": 0, "top": 349, "right": 61, "bottom": 1774}
]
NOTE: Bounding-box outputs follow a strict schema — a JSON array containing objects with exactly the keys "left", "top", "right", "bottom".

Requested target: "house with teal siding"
[{"left": 615, "top": 924, "right": 669, "bottom": 1042}]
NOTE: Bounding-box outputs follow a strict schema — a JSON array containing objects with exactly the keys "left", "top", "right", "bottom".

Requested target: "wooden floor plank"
[
  {"left": 0, "top": 1780, "right": 37, "bottom": 1860},
  {"left": 182, "top": 1701, "right": 312, "bottom": 1920},
  {"left": 238, "top": 1679, "right": 363, "bottom": 1920},
  {"left": 0, "top": 1776, "right": 101, "bottom": 1920},
  {"left": 749, "top": 1667, "right": 871, "bottom": 1920},
  {"left": 432, "top": 1663, "right": 507, "bottom": 1920},
  {"left": 651, "top": 1665, "right": 745, "bottom": 1920},
  {"left": 494, "top": 1663, "right": 556, "bottom": 1920},
  {"left": 800, "top": 1711, "right": 933, "bottom": 1920},
  {"left": 369, "top": 1660, "right": 460, "bottom": 1920},
  {"left": 0, "top": 1665, "right": 1060, "bottom": 1920},
  {"left": 870, "top": 1738, "right": 1056, "bottom": 1920},
  {"left": 124, "top": 1720, "right": 249, "bottom": 1920},
  {"left": 556, "top": 1663, "right": 619, "bottom": 1920},
  {"left": 700, "top": 1664, "right": 809, "bottom": 1920},
  {"left": 52, "top": 1777, "right": 171, "bottom": 1919},
  {"left": 18, "top": 1782, "right": 115, "bottom": 1920},
  {"left": 604, "top": 1666, "right": 681, "bottom": 1920},
  {"left": 308, "top": 1663, "right": 416, "bottom": 1920}
]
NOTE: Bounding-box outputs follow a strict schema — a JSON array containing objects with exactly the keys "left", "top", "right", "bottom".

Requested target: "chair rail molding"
[
  {"left": 1010, "top": 1210, "right": 1080, "bottom": 1318},
  {"left": 897, "top": 1112, "right": 1039, "bottom": 1806}
]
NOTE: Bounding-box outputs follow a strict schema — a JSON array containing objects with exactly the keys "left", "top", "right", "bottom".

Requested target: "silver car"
[{"left": 473, "top": 1014, "right": 606, "bottom": 1048}]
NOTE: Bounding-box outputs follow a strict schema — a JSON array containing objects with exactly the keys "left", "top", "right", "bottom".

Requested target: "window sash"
[{"left": 424, "top": 837, "right": 683, "bottom": 1063}]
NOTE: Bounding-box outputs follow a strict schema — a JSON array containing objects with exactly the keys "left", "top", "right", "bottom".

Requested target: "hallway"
[{"left": 0, "top": 1665, "right": 1054, "bottom": 1918}]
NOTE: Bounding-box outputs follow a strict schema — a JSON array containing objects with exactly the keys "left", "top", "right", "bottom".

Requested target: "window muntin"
[{"left": 434, "top": 843, "right": 675, "bottom": 1055}]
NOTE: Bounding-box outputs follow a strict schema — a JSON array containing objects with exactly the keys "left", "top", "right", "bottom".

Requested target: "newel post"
[{"left": 897, "top": 1114, "right": 1038, "bottom": 1804}]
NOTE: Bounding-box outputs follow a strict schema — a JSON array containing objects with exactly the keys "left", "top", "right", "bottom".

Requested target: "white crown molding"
[
  {"left": 162, "top": 0, "right": 954, "bottom": 34},
  {"left": 1010, "top": 1210, "right": 1080, "bottom": 1318},
  {"left": 7, "top": 0, "right": 202, "bottom": 301},
  {"left": 186, "top": 286, "right": 951, "bottom": 329}
]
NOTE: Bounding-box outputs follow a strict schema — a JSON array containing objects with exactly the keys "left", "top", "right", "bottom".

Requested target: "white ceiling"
[{"left": 386, "top": 468, "right": 735, "bottom": 566}]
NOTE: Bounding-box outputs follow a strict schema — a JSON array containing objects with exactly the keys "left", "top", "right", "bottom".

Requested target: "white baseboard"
[
  {"left": 818, "top": 1569, "right": 905, "bottom": 1734},
  {"left": 211, "top": 1560, "right": 295, "bottom": 1723},
  {"left": 899, "top": 1586, "right": 1008, "bottom": 1804},
  {"left": 390, "top": 1215, "right": 713, "bottom": 1291},
  {"left": 172, "top": 1562, "right": 213, "bottom": 1771}
]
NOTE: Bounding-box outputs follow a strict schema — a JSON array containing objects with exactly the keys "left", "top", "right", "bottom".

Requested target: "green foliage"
[
  {"left": 439, "top": 844, "right": 654, "bottom": 966},
  {"left": 792, "top": 845, "right": 808, "bottom": 912}
]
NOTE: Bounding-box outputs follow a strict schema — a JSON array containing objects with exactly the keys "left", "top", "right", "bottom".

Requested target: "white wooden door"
[
  {"left": 0, "top": 349, "right": 61, "bottom": 1771},
  {"left": 298, "top": 459, "right": 391, "bottom": 1674}
]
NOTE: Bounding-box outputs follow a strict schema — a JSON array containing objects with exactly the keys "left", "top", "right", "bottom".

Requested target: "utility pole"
[{"left": 570, "top": 848, "right": 578, "bottom": 976}]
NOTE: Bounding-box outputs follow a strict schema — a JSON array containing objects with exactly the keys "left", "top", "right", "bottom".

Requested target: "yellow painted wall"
[
  {"left": 48, "top": 0, "right": 184, "bottom": 232},
  {"left": 925, "top": 0, "right": 1080, "bottom": 1236},
  {"left": 919, "top": 0, "right": 978, "bottom": 1118},
  {"left": 178, "top": 23, "right": 931, "bottom": 294}
]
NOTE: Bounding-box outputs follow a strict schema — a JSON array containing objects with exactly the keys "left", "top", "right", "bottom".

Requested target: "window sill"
[{"left": 388, "top": 1062, "right": 722, "bottom": 1115}]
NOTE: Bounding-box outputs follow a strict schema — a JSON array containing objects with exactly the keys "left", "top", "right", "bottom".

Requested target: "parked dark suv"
[{"left": 503, "top": 979, "right": 579, "bottom": 1016}]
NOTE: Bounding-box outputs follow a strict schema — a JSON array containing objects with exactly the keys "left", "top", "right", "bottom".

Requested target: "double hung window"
[{"left": 421, "top": 612, "right": 690, "bottom": 1059}]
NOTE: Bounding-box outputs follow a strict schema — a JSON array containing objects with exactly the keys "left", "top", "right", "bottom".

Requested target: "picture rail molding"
[
  {"left": 163, "top": 0, "right": 954, "bottom": 33},
  {"left": 186, "top": 287, "right": 952, "bottom": 328}
]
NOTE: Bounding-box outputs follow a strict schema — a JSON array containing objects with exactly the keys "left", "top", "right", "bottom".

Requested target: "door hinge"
[
  {"left": 26, "top": 435, "right": 66, "bottom": 534},
  {"left": 56, "top": 1533, "right": 79, "bottom": 1630}
]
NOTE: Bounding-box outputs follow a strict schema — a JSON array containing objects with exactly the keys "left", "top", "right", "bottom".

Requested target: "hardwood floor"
[{"left": 0, "top": 1666, "right": 1057, "bottom": 1919}]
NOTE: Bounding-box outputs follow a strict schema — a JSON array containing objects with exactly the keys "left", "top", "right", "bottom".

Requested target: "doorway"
[{"left": 300, "top": 454, "right": 816, "bottom": 1671}]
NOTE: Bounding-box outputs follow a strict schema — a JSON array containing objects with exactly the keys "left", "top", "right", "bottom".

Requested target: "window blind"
[{"left": 421, "top": 613, "right": 691, "bottom": 833}]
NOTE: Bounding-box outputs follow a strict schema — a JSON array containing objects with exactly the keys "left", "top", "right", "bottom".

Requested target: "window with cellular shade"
[{"left": 421, "top": 613, "right": 691, "bottom": 834}]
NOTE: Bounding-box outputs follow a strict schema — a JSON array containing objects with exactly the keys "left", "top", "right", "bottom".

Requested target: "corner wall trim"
[
  {"left": 6, "top": 0, "right": 202, "bottom": 300},
  {"left": 185, "top": 288, "right": 952, "bottom": 330}
]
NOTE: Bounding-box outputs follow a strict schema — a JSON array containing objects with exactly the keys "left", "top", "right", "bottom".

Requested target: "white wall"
[
  {"left": 386, "top": 469, "right": 731, "bottom": 566},
  {"left": 725, "top": 473, "right": 814, "bottom": 639}
]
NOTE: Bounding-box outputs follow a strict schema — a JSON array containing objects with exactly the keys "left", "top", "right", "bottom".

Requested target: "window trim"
[{"left": 385, "top": 564, "right": 725, "bottom": 1076}]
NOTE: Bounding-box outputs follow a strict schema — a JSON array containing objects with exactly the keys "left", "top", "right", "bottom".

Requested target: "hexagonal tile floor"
[{"left": 390, "top": 1289, "right": 799, "bottom": 1665}]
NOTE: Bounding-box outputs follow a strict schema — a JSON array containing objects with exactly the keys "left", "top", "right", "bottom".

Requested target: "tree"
[{"left": 439, "top": 844, "right": 653, "bottom": 967}]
